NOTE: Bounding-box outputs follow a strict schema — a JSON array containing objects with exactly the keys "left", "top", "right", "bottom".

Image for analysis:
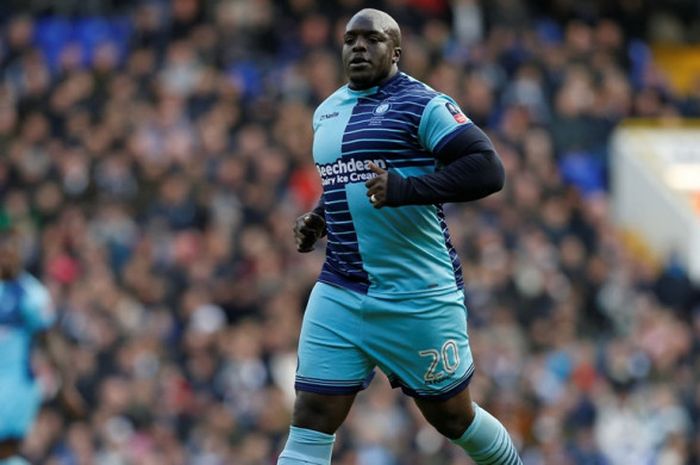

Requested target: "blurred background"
[{"left": 1, "top": 0, "right": 700, "bottom": 464}]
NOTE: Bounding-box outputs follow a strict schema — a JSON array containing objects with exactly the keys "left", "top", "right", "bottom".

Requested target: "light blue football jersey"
[
  {"left": 0, "top": 272, "right": 54, "bottom": 439},
  {"left": 313, "top": 72, "right": 473, "bottom": 298},
  {"left": 0, "top": 272, "right": 55, "bottom": 380}
]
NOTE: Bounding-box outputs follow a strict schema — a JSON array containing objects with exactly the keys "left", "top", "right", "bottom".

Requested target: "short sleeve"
[
  {"left": 19, "top": 274, "right": 55, "bottom": 333},
  {"left": 418, "top": 95, "right": 473, "bottom": 152}
]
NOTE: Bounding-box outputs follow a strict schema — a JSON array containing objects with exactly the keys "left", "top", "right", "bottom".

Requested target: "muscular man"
[{"left": 281, "top": 9, "right": 521, "bottom": 465}]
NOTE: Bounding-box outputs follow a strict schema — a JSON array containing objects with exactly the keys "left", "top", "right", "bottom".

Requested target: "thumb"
[{"left": 368, "top": 162, "right": 386, "bottom": 175}]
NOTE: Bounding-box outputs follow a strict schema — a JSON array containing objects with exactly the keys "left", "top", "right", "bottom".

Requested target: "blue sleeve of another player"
[
  {"left": 418, "top": 95, "right": 473, "bottom": 153},
  {"left": 19, "top": 274, "right": 55, "bottom": 333}
]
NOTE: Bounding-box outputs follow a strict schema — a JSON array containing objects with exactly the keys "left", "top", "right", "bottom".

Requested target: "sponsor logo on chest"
[{"left": 316, "top": 158, "right": 387, "bottom": 187}]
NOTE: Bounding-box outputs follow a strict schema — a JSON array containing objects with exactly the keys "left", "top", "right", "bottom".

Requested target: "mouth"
[{"left": 349, "top": 57, "right": 370, "bottom": 69}]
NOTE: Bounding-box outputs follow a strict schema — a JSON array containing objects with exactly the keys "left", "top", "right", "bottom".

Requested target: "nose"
[{"left": 352, "top": 37, "right": 367, "bottom": 52}]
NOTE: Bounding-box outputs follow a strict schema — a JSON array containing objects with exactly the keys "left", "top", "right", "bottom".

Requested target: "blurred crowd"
[{"left": 1, "top": 0, "right": 700, "bottom": 464}]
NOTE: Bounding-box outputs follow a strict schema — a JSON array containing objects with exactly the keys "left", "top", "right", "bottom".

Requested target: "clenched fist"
[
  {"left": 294, "top": 212, "right": 326, "bottom": 252},
  {"left": 364, "top": 162, "right": 389, "bottom": 208}
]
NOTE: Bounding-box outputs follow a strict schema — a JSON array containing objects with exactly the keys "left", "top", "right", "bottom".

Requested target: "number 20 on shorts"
[{"left": 419, "top": 339, "right": 460, "bottom": 382}]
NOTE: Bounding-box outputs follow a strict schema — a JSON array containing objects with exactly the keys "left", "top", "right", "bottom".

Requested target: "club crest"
[{"left": 373, "top": 102, "right": 391, "bottom": 115}]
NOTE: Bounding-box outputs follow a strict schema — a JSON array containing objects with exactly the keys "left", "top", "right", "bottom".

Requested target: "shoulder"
[
  {"left": 388, "top": 74, "right": 440, "bottom": 102},
  {"left": 423, "top": 94, "right": 467, "bottom": 119},
  {"left": 381, "top": 74, "right": 446, "bottom": 120},
  {"left": 393, "top": 75, "right": 466, "bottom": 122},
  {"left": 313, "top": 86, "right": 350, "bottom": 127},
  {"left": 316, "top": 85, "right": 349, "bottom": 110},
  {"left": 17, "top": 273, "right": 48, "bottom": 296},
  {"left": 18, "top": 273, "right": 55, "bottom": 322},
  {"left": 17, "top": 272, "right": 41, "bottom": 288}
]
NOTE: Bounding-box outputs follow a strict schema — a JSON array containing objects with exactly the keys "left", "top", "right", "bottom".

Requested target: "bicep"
[
  {"left": 433, "top": 124, "right": 497, "bottom": 165},
  {"left": 418, "top": 95, "right": 473, "bottom": 153}
]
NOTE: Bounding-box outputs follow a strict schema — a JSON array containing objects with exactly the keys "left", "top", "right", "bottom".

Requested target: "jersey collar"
[{"left": 346, "top": 71, "right": 404, "bottom": 96}]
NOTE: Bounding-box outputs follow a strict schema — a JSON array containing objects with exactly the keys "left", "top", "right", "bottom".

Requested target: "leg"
[
  {"left": 277, "top": 391, "right": 356, "bottom": 465},
  {"left": 414, "top": 387, "right": 475, "bottom": 439},
  {"left": 0, "top": 439, "right": 29, "bottom": 465},
  {"left": 280, "top": 283, "right": 373, "bottom": 464},
  {"left": 415, "top": 387, "right": 522, "bottom": 465},
  {"left": 0, "top": 440, "right": 20, "bottom": 460},
  {"left": 360, "top": 290, "right": 520, "bottom": 464},
  {"left": 292, "top": 391, "right": 356, "bottom": 434}
]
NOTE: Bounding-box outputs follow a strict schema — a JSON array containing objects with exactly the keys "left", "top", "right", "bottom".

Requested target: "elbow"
[
  {"left": 485, "top": 177, "right": 504, "bottom": 196},
  {"left": 493, "top": 162, "right": 505, "bottom": 193},
  {"left": 485, "top": 152, "right": 505, "bottom": 195}
]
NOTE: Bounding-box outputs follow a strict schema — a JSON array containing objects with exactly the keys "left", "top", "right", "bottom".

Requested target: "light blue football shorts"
[
  {"left": 0, "top": 377, "right": 42, "bottom": 440},
  {"left": 295, "top": 282, "right": 475, "bottom": 399}
]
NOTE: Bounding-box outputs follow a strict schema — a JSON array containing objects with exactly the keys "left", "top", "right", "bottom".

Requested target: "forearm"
[
  {"left": 40, "top": 329, "right": 87, "bottom": 418},
  {"left": 385, "top": 126, "right": 505, "bottom": 206},
  {"left": 40, "top": 330, "right": 75, "bottom": 384},
  {"left": 386, "top": 153, "right": 503, "bottom": 205}
]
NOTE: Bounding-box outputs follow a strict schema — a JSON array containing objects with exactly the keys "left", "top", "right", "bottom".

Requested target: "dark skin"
[
  {"left": 341, "top": 9, "right": 401, "bottom": 91},
  {"left": 343, "top": 9, "right": 396, "bottom": 208},
  {"left": 291, "top": 9, "right": 476, "bottom": 440},
  {"left": 293, "top": 213, "right": 326, "bottom": 253},
  {"left": 0, "top": 232, "right": 86, "bottom": 459},
  {"left": 294, "top": 10, "right": 396, "bottom": 248}
]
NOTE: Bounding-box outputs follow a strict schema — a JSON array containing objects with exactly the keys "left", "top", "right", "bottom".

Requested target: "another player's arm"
[
  {"left": 366, "top": 126, "right": 504, "bottom": 207},
  {"left": 294, "top": 198, "right": 327, "bottom": 253},
  {"left": 38, "top": 329, "right": 87, "bottom": 419},
  {"left": 18, "top": 270, "right": 87, "bottom": 419}
]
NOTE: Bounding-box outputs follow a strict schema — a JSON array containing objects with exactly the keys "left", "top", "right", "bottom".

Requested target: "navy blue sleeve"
[{"left": 385, "top": 125, "right": 504, "bottom": 206}]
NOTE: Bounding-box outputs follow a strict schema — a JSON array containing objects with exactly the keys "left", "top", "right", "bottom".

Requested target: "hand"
[
  {"left": 294, "top": 212, "right": 326, "bottom": 253},
  {"left": 364, "top": 162, "right": 388, "bottom": 208}
]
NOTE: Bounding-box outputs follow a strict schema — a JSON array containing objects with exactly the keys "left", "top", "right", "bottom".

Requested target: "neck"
[{"left": 349, "top": 66, "right": 399, "bottom": 90}]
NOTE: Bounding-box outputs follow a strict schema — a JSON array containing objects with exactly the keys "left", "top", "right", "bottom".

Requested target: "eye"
[{"left": 344, "top": 36, "right": 355, "bottom": 45}]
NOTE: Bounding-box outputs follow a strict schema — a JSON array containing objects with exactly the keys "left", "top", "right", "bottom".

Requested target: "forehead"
[{"left": 345, "top": 15, "right": 388, "bottom": 35}]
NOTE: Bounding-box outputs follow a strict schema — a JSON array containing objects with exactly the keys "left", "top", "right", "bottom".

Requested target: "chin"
[{"left": 348, "top": 73, "right": 376, "bottom": 89}]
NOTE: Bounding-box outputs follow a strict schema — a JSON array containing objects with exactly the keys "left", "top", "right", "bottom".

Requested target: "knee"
[
  {"left": 293, "top": 394, "right": 326, "bottom": 426},
  {"left": 427, "top": 406, "right": 475, "bottom": 440}
]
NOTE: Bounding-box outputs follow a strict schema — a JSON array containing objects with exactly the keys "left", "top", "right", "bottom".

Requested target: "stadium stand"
[{"left": 1, "top": 1, "right": 699, "bottom": 464}]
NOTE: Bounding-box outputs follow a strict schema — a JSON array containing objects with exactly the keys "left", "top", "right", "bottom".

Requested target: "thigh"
[
  {"left": 295, "top": 282, "right": 375, "bottom": 395},
  {"left": 364, "top": 290, "right": 475, "bottom": 399}
]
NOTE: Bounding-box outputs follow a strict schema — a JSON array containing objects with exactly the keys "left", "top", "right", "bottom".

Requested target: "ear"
[{"left": 392, "top": 47, "right": 401, "bottom": 64}]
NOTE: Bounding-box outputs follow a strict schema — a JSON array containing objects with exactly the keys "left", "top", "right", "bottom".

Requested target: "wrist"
[
  {"left": 386, "top": 172, "right": 413, "bottom": 206},
  {"left": 307, "top": 212, "right": 327, "bottom": 237}
]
